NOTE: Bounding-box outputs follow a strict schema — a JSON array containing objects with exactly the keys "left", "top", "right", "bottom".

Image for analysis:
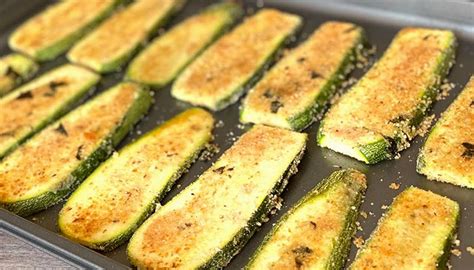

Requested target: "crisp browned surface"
[
  {"left": 128, "top": 125, "right": 307, "bottom": 269},
  {"left": 0, "top": 65, "right": 98, "bottom": 155},
  {"left": 351, "top": 187, "right": 458, "bottom": 270},
  {"left": 172, "top": 8, "right": 301, "bottom": 108},
  {"left": 129, "top": 6, "right": 231, "bottom": 84},
  {"left": 59, "top": 109, "right": 214, "bottom": 244},
  {"left": 68, "top": 0, "right": 178, "bottom": 68},
  {"left": 0, "top": 83, "right": 137, "bottom": 202},
  {"left": 9, "top": 0, "right": 115, "bottom": 55},
  {"left": 421, "top": 76, "right": 474, "bottom": 187},
  {"left": 243, "top": 22, "right": 361, "bottom": 123},
  {"left": 322, "top": 28, "right": 454, "bottom": 144}
]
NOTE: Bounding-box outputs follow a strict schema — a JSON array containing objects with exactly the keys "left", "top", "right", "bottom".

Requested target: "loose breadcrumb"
[
  {"left": 389, "top": 182, "right": 400, "bottom": 190},
  {"left": 353, "top": 236, "right": 365, "bottom": 249},
  {"left": 451, "top": 248, "right": 461, "bottom": 257},
  {"left": 467, "top": 246, "right": 474, "bottom": 256},
  {"left": 360, "top": 211, "right": 368, "bottom": 219}
]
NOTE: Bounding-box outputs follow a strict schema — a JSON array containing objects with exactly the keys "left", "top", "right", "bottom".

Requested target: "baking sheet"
[{"left": 0, "top": 0, "right": 473, "bottom": 268}]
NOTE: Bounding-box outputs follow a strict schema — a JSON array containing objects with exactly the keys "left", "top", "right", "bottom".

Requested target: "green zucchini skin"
[
  {"left": 247, "top": 169, "right": 367, "bottom": 270},
  {"left": 350, "top": 187, "right": 459, "bottom": 270},
  {"left": 0, "top": 64, "right": 100, "bottom": 159},
  {"left": 317, "top": 27, "right": 457, "bottom": 164},
  {"left": 0, "top": 53, "right": 38, "bottom": 96},
  {"left": 417, "top": 76, "right": 474, "bottom": 188},
  {"left": 0, "top": 82, "right": 151, "bottom": 216},
  {"left": 9, "top": 0, "right": 123, "bottom": 62},
  {"left": 58, "top": 108, "right": 215, "bottom": 251},
  {"left": 127, "top": 124, "right": 307, "bottom": 269},
  {"left": 241, "top": 22, "right": 366, "bottom": 131},
  {"left": 67, "top": 0, "right": 186, "bottom": 73},
  {"left": 171, "top": 8, "right": 303, "bottom": 111},
  {"left": 126, "top": 2, "right": 243, "bottom": 88}
]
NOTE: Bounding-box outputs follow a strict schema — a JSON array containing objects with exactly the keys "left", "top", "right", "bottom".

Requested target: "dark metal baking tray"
[{"left": 0, "top": 0, "right": 473, "bottom": 269}]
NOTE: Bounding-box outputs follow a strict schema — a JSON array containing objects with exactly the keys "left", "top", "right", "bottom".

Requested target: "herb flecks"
[
  {"left": 76, "top": 145, "right": 84, "bottom": 160},
  {"left": 271, "top": 100, "right": 283, "bottom": 113},
  {"left": 470, "top": 100, "right": 474, "bottom": 107},
  {"left": 16, "top": 90, "right": 33, "bottom": 100},
  {"left": 213, "top": 166, "right": 226, "bottom": 174},
  {"left": 310, "top": 70, "right": 322, "bottom": 79},
  {"left": 292, "top": 246, "right": 313, "bottom": 269},
  {"left": 461, "top": 142, "right": 474, "bottom": 158},
  {"left": 54, "top": 123, "right": 68, "bottom": 136},
  {"left": 0, "top": 130, "right": 15, "bottom": 137},
  {"left": 297, "top": 57, "right": 306, "bottom": 63},
  {"left": 5, "top": 66, "right": 20, "bottom": 80},
  {"left": 263, "top": 89, "right": 273, "bottom": 99},
  {"left": 44, "top": 80, "right": 67, "bottom": 97}
]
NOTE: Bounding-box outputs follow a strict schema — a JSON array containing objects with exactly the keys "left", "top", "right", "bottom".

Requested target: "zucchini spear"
[
  {"left": 318, "top": 27, "right": 456, "bottom": 164},
  {"left": 417, "top": 76, "right": 474, "bottom": 188},
  {"left": 0, "top": 53, "right": 38, "bottom": 96},
  {"left": 350, "top": 187, "right": 459, "bottom": 270},
  {"left": 68, "top": 0, "right": 186, "bottom": 73},
  {"left": 59, "top": 108, "right": 214, "bottom": 251},
  {"left": 9, "top": 0, "right": 122, "bottom": 61},
  {"left": 172, "top": 8, "right": 302, "bottom": 111},
  {"left": 126, "top": 2, "right": 242, "bottom": 88},
  {"left": 128, "top": 125, "right": 307, "bottom": 269},
  {"left": 247, "top": 169, "right": 367, "bottom": 270},
  {"left": 0, "top": 64, "right": 100, "bottom": 159},
  {"left": 0, "top": 82, "right": 152, "bottom": 216},
  {"left": 241, "top": 21, "right": 365, "bottom": 131}
]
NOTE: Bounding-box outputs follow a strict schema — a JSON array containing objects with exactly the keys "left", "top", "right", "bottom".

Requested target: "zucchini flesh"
[
  {"left": 171, "top": 8, "right": 302, "bottom": 111},
  {"left": 241, "top": 22, "right": 365, "bottom": 131},
  {"left": 0, "top": 53, "right": 38, "bottom": 96},
  {"left": 318, "top": 28, "right": 456, "bottom": 164},
  {"left": 0, "top": 64, "right": 100, "bottom": 159},
  {"left": 350, "top": 187, "right": 459, "bottom": 270},
  {"left": 0, "top": 82, "right": 152, "bottom": 216},
  {"left": 9, "top": 0, "right": 122, "bottom": 61},
  {"left": 417, "top": 76, "right": 474, "bottom": 188},
  {"left": 127, "top": 124, "right": 307, "bottom": 269},
  {"left": 247, "top": 169, "right": 366, "bottom": 270},
  {"left": 68, "top": 0, "right": 186, "bottom": 73},
  {"left": 126, "top": 2, "right": 243, "bottom": 88},
  {"left": 58, "top": 108, "right": 214, "bottom": 251}
]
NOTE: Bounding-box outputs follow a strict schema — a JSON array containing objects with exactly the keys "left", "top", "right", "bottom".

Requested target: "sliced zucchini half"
[
  {"left": 126, "top": 2, "right": 243, "bottom": 88},
  {"left": 247, "top": 169, "right": 367, "bottom": 270},
  {"left": 9, "top": 0, "right": 122, "bottom": 61},
  {"left": 417, "top": 76, "right": 474, "bottom": 188},
  {"left": 0, "top": 82, "right": 152, "bottom": 216},
  {"left": 171, "top": 8, "right": 302, "bottom": 111},
  {"left": 0, "top": 64, "right": 100, "bottom": 159},
  {"left": 318, "top": 27, "right": 456, "bottom": 164},
  {"left": 127, "top": 124, "right": 307, "bottom": 269},
  {"left": 68, "top": 0, "right": 186, "bottom": 73},
  {"left": 241, "top": 22, "right": 365, "bottom": 131},
  {"left": 0, "top": 53, "right": 38, "bottom": 96},
  {"left": 350, "top": 187, "right": 459, "bottom": 270},
  {"left": 59, "top": 108, "right": 214, "bottom": 251}
]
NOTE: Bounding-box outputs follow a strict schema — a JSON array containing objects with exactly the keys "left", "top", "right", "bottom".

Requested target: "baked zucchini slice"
[
  {"left": 417, "top": 76, "right": 474, "bottom": 188},
  {"left": 68, "top": 0, "right": 186, "bottom": 73},
  {"left": 318, "top": 27, "right": 456, "bottom": 164},
  {"left": 241, "top": 22, "right": 365, "bottom": 131},
  {"left": 0, "top": 82, "right": 151, "bottom": 216},
  {"left": 0, "top": 64, "right": 100, "bottom": 159},
  {"left": 58, "top": 108, "right": 214, "bottom": 251},
  {"left": 126, "top": 2, "right": 243, "bottom": 88},
  {"left": 128, "top": 124, "right": 307, "bottom": 269},
  {"left": 9, "top": 0, "right": 122, "bottom": 61},
  {"left": 350, "top": 187, "right": 459, "bottom": 270},
  {"left": 247, "top": 169, "right": 367, "bottom": 270},
  {"left": 171, "top": 8, "right": 302, "bottom": 111},
  {"left": 0, "top": 53, "right": 38, "bottom": 96}
]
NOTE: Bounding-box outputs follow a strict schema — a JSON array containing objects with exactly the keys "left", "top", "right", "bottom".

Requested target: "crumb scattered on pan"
[
  {"left": 360, "top": 211, "right": 368, "bottom": 219},
  {"left": 451, "top": 248, "right": 461, "bottom": 257},
  {"left": 467, "top": 246, "right": 474, "bottom": 256},
  {"left": 381, "top": 204, "right": 389, "bottom": 210},
  {"left": 389, "top": 182, "right": 400, "bottom": 190},
  {"left": 353, "top": 236, "right": 365, "bottom": 249},
  {"left": 416, "top": 114, "right": 435, "bottom": 137}
]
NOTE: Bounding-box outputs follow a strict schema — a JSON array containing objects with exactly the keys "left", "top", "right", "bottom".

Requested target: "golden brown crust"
[
  {"left": 172, "top": 8, "right": 302, "bottom": 109},
  {"left": 9, "top": 0, "right": 115, "bottom": 56},
  {"left": 420, "top": 76, "right": 474, "bottom": 187},
  {"left": 0, "top": 83, "right": 138, "bottom": 202},
  {"left": 351, "top": 187, "right": 458, "bottom": 269},
  {"left": 243, "top": 22, "right": 361, "bottom": 124},
  {"left": 68, "top": 0, "right": 178, "bottom": 68},
  {"left": 322, "top": 28, "right": 454, "bottom": 145}
]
